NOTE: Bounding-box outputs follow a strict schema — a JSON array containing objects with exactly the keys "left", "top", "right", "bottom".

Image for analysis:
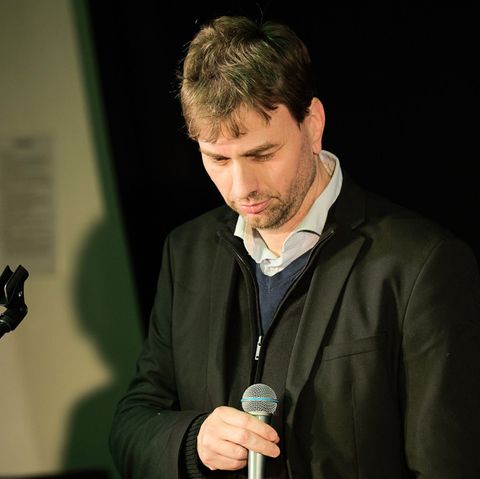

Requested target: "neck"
[{"left": 258, "top": 159, "right": 331, "bottom": 256}]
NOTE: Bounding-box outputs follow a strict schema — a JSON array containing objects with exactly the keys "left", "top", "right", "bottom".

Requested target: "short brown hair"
[{"left": 178, "top": 16, "right": 316, "bottom": 141}]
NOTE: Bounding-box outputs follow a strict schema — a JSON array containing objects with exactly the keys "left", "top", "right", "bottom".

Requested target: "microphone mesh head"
[{"left": 241, "top": 383, "right": 278, "bottom": 415}]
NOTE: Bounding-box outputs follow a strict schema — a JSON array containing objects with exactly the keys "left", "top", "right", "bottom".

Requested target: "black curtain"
[{"left": 85, "top": 2, "right": 480, "bottom": 332}]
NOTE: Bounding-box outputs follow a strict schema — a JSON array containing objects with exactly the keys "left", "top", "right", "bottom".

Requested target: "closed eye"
[
  {"left": 206, "top": 155, "right": 229, "bottom": 165},
  {"left": 251, "top": 153, "right": 274, "bottom": 162}
]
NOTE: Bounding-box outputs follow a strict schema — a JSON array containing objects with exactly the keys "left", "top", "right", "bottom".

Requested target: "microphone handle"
[{"left": 248, "top": 414, "right": 270, "bottom": 479}]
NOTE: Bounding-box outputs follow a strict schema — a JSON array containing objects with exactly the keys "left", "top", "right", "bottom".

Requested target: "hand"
[{"left": 197, "top": 405, "right": 280, "bottom": 471}]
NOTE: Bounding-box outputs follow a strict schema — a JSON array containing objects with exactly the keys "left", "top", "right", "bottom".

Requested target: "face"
[{"left": 198, "top": 101, "right": 325, "bottom": 233}]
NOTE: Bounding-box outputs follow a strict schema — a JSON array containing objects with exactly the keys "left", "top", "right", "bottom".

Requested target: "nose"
[{"left": 230, "top": 160, "right": 259, "bottom": 200}]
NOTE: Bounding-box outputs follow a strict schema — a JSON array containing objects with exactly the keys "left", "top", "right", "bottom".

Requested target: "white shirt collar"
[{"left": 234, "top": 150, "right": 343, "bottom": 276}]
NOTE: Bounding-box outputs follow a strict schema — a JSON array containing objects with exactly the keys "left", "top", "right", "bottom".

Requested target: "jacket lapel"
[
  {"left": 285, "top": 229, "right": 366, "bottom": 403},
  {"left": 285, "top": 173, "right": 368, "bottom": 430}
]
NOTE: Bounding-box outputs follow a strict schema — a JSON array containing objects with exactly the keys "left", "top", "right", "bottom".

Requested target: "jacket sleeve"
[
  {"left": 401, "top": 237, "right": 480, "bottom": 478},
  {"left": 109, "top": 234, "right": 210, "bottom": 478}
]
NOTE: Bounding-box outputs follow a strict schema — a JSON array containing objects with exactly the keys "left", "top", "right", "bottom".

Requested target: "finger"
[
  {"left": 203, "top": 454, "right": 247, "bottom": 472},
  {"left": 206, "top": 416, "right": 280, "bottom": 458},
  {"left": 199, "top": 421, "right": 249, "bottom": 460},
  {"left": 227, "top": 426, "right": 281, "bottom": 458},
  {"left": 198, "top": 442, "right": 247, "bottom": 472},
  {"left": 197, "top": 424, "right": 248, "bottom": 471},
  {"left": 217, "top": 407, "right": 279, "bottom": 443},
  {"left": 197, "top": 406, "right": 280, "bottom": 465}
]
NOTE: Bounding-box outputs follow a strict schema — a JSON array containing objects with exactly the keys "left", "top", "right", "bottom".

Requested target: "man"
[{"left": 109, "top": 16, "right": 480, "bottom": 478}]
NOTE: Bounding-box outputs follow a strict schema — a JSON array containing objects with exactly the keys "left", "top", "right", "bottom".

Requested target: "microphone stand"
[{"left": 0, "top": 265, "right": 29, "bottom": 340}]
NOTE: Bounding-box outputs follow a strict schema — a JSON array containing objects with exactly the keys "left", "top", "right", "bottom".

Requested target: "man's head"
[
  {"left": 179, "top": 16, "right": 328, "bottom": 239},
  {"left": 178, "top": 15, "right": 316, "bottom": 142}
]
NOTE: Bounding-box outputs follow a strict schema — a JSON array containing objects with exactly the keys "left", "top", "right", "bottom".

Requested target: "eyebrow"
[{"left": 199, "top": 142, "right": 280, "bottom": 160}]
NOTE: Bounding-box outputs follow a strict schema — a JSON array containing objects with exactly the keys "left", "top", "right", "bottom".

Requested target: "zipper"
[
  {"left": 219, "top": 224, "right": 336, "bottom": 381},
  {"left": 219, "top": 235, "right": 263, "bottom": 379},
  {"left": 251, "top": 225, "right": 336, "bottom": 383},
  {"left": 255, "top": 335, "right": 263, "bottom": 360}
]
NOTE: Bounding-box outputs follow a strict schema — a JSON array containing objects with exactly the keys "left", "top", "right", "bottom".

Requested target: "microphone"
[{"left": 241, "top": 383, "right": 279, "bottom": 479}]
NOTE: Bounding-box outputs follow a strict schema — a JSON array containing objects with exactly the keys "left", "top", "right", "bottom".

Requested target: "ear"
[{"left": 306, "top": 97, "right": 325, "bottom": 154}]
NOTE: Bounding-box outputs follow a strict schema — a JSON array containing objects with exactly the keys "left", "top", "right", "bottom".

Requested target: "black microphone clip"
[{"left": 0, "top": 265, "right": 29, "bottom": 339}]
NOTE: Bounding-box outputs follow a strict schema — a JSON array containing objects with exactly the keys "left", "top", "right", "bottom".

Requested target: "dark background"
[{"left": 84, "top": 2, "right": 479, "bottom": 331}]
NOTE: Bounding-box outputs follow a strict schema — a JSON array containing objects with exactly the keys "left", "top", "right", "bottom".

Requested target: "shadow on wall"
[{"left": 60, "top": 218, "right": 143, "bottom": 479}]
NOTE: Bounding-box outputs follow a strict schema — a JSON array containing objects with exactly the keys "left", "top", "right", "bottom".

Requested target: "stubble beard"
[{"left": 231, "top": 150, "right": 318, "bottom": 231}]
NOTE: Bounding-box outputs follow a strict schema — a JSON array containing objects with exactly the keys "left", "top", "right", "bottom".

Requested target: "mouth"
[{"left": 237, "top": 199, "right": 270, "bottom": 215}]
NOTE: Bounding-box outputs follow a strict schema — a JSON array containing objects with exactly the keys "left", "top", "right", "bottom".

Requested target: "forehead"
[{"left": 198, "top": 105, "right": 299, "bottom": 149}]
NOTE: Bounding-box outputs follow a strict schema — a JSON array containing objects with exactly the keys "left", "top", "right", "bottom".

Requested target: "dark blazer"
[{"left": 110, "top": 174, "right": 480, "bottom": 478}]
